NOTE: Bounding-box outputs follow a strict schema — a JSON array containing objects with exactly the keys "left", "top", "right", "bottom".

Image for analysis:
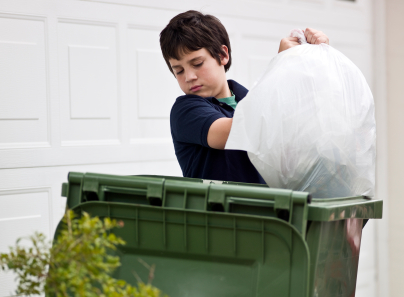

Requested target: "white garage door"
[{"left": 0, "top": 0, "right": 377, "bottom": 296}]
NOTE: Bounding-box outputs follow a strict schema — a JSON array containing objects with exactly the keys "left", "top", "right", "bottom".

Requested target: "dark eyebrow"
[
  {"left": 188, "top": 56, "right": 204, "bottom": 63},
  {"left": 171, "top": 56, "right": 204, "bottom": 70}
]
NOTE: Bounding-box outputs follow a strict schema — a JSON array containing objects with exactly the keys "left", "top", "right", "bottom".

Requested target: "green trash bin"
[{"left": 57, "top": 172, "right": 382, "bottom": 297}]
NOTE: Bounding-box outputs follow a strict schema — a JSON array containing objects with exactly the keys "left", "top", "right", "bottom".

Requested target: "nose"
[{"left": 185, "top": 70, "right": 197, "bottom": 83}]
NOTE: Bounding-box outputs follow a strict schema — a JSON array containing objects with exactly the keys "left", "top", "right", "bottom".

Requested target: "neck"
[{"left": 215, "top": 80, "right": 231, "bottom": 99}]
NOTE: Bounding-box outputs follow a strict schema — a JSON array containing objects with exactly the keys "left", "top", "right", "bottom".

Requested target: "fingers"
[
  {"left": 305, "top": 28, "right": 319, "bottom": 44},
  {"left": 278, "top": 37, "right": 301, "bottom": 53},
  {"left": 304, "top": 27, "right": 329, "bottom": 45},
  {"left": 287, "top": 37, "right": 300, "bottom": 45},
  {"left": 318, "top": 35, "right": 329, "bottom": 45},
  {"left": 312, "top": 33, "right": 329, "bottom": 45},
  {"left": 315, "top": 36, "right": 327, "bottom": 45},
  {"left": 281, "top": 37, "right": 298, "bottom": 45},
  {"left": 304, "top": 28, "right": 315, "bottom": 43},
  {"left": 312, "top": 33, "right": 322, "bottom": 44}
]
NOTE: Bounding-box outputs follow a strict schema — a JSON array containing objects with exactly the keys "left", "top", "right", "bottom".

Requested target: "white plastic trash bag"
[{"left": 225, "top": 29, "right": 376, "bottom": 198}]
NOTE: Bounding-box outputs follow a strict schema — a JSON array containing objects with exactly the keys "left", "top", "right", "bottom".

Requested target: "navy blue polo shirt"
[{"left": 170, "top": 79, "right": 265, "bottom": 184}]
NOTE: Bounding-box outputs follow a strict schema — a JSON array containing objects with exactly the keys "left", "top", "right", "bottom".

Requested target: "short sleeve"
[{"left": 170, "top": 96, "right": 225, "bottom": 147}]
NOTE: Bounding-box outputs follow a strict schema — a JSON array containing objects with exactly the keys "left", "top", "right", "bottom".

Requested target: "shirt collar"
[{"left": 227, "top": 79, "right": 248, "bottom": 103}]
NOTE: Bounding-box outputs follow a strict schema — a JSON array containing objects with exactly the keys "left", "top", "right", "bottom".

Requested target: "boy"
[{"left": 160, "top": 10, "right": 329, "bottom": 184}]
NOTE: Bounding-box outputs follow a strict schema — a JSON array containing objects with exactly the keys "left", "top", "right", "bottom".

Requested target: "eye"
[
  {"left": 194, "top": 62, "right": 203, "bottom": 68},
  {"left": 176, "top": 69, "right": 184, "bottom": 75}
]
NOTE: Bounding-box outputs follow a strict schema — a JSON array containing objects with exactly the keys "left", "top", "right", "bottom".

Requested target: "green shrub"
[{"left": 0, "top": 210, "right": 166, "bottom": 297}]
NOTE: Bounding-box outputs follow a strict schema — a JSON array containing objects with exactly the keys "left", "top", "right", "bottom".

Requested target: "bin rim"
[{"left": 308, "top": 196, "right": 382, "bottom": 221}]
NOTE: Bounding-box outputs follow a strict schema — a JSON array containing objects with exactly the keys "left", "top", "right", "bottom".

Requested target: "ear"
[{"left": 220, "top": 45, "right": 230, "bottom": 66}]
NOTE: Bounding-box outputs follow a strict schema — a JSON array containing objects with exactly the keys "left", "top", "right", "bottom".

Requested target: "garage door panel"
[
  {"left": 0, "top": 15, "right": 48, "bottom": 148},
  {"left": 0, "top": 188, "right": 51, "bottom": 297},
  {"left": 58, "top": 20, "right": 120, "bottom": 145}
]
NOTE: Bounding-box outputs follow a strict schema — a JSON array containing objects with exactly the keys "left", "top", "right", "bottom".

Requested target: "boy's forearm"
[{"left": 207, "top": 118, "right": 233, "bottom": 150}]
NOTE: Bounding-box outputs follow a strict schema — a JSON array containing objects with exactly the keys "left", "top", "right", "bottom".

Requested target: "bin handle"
[
  {"left": 75, "top": 173, "right": 164, "bottom": 204},
  {"left": 207, "top": 184, "right": 310, "bottom": 235},
  {"left": 98, "top": 185, "right": 162, "bottom": 205}
]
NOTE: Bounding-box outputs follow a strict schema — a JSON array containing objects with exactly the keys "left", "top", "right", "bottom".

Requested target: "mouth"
[{"left": 190, "top": 85, "right": 202, "bottom": 92}]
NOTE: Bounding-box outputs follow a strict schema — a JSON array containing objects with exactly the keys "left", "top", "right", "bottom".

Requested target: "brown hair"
[{"left": 160, "top": 10, "right": 232, "bottom": 75}]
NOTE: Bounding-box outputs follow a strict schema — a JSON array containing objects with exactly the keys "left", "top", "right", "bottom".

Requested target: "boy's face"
[{"left": 169, "top": 47, "right": 229, "bottom": 99}]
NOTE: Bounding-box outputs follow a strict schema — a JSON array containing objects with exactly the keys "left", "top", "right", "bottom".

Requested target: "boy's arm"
[{"left": 207, "top": 118, "right": 233, "bottom": 150}]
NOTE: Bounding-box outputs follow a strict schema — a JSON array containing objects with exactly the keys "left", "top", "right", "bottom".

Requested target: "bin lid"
[{"left": 62, "top": 173, "right": 383, "bottom": 225}]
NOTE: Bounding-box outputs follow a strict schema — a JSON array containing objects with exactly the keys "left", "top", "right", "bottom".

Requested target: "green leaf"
[{"left": 2, "top": 209, "right": 167, "bottom": 297}]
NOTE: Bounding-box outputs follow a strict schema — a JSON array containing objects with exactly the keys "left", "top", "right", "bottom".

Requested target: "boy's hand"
[
  {"left": 304, "top": 28, "right": 329, "bottom": 45},
  {"left": 278, "top": 37, "right": 300, "bottom": 53}
]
